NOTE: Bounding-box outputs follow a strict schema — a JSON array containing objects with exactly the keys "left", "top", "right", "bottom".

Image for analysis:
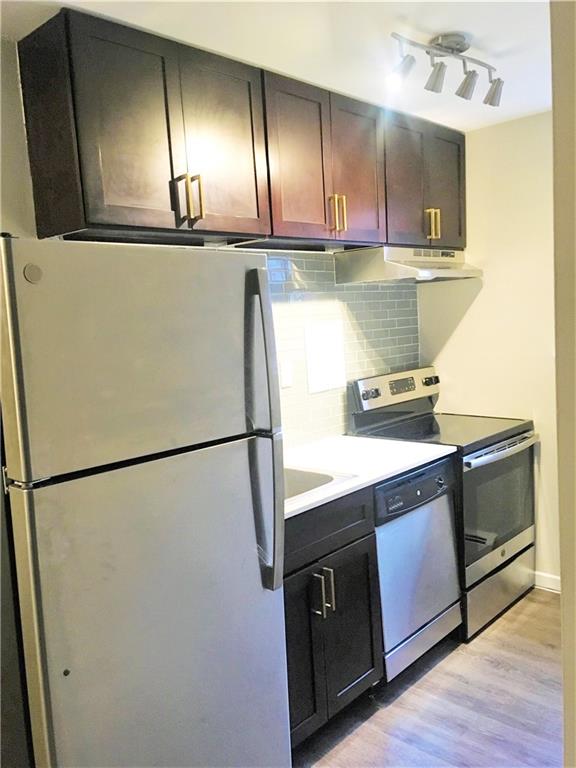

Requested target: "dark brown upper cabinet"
[
  {"left": 425, "top": 124, "right": 466, "bottom": 249},
  {"left": 264, "top": 74, "right": 386, "bottom": 243},
  {"left": 19, "top": 10, "right": 187, "bottom": 237},
  {"left": 264, "top": 73, "right": 335, "bottom": 240},
  {"left": 385, "top": 111, "right": 466, "bottom": 249},
  {"left": 18, "top": 9, "right": 464, "bottom": 247},
  {"left": 18, "top": 10, "right": 270, "bottom": 240},
  {"left": 330, "top": 94, "right": 386, "bottom": 243},
  {"left": 177, "top": 48, "right": 270, "bottom": 235}
]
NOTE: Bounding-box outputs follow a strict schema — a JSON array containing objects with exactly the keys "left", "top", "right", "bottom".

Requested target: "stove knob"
[
  {"left": 361, "top": 390, "right": 370, "bottom": 400},
  {"left": 436, "top": 477, "right": 445, "bottom": 488}
]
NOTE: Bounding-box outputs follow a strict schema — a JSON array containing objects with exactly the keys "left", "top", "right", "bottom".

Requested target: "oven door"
[{"left": 463, "top": 432, "right": 538, "bottom": 587}]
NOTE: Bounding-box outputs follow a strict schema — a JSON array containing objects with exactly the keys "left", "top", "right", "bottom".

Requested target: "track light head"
[
  {"left": 424, "top": 59, "right": 447, "bottom": 93},
  {"left": 484, "top": 77, "right": 504, "bottom": 106},
  {"left": 394, "top": 53, "right": 416, "bottom": 78},
  {"left": 456, "top": 69, "right": 479, "bottom": 100}
]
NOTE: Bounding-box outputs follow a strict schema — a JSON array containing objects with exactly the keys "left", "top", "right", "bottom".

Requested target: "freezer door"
[
  {"left": 9, "top": 437, "right": 290, "bottom": 767},
  {"left": 1, "top": 238, "right": 279, "bottom": 482}
]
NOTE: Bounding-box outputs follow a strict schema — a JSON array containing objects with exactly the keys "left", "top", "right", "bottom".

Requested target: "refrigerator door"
[
  {"left": 1, "top": 237, "right": 279, "bottom": 483},
  {"left": 9, "top": 437, "right": 290, "bottom": 767}
]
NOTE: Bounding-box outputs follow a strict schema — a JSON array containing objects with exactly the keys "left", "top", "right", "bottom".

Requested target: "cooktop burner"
[{"left": 364, "top": 412, "right": 533, "bottom": 454}]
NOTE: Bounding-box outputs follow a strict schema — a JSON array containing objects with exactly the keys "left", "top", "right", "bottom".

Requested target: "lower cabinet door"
[
  {"left": 284, "top": 564, "right": 329, "bottom": 747},
  {"left": 320, "top": 535, "right": 384, "bottom": 717}
]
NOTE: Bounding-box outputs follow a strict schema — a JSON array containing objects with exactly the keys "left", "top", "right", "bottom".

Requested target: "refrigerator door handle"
[
  {"left": 270, "top": 431, "right": 285, "bottom": 590},
  {"left": 249, "top": 434, "right": 285, "bottom": 591},
  {"left": 246, "top": 268, "right": 282, "bottom": 433}
]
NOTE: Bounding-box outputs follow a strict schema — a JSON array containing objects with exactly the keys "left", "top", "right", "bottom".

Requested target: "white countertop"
[{"left": 284, "top": 435, "right": 456, "bottom": 519}]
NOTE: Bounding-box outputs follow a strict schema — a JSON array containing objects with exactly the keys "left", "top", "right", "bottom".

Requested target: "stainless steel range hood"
[{"left": 335, "top": 246, "right": 482, "bottom": 283}]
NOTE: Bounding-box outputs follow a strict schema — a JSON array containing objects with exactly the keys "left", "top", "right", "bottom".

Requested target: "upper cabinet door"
[
  {"left": 425, "top": 125, "right": 466, "bottom": 249},
  {"left": 264, "top": 73, "right": 335, "bottom": 239},
  {"left": 384, "top": 112, "right": 429, "bottom": 246},
  {"left": 178, "top": 49, "right": 270, "bottom": 236},
  {"left": 385, "top": 111, "right": 466, "bottom": 249},
  {"left": 68, "top": 12, "right": 186, "bottom": 230},
  {"left": 330, "top": 95, "right": 386, "bottom": 243}
]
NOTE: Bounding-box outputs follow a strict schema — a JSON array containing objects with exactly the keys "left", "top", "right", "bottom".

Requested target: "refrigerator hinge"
[
  {"left": 1, "top": 468, "right": 51, "bottom": 493},
  {"left": 2, "top": 466, "right": 11, "bottom": 495}
]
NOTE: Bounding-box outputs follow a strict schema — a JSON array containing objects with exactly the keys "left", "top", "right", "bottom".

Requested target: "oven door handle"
[{"left": 464, "top": 433, "right": 539, "bottom": 472}]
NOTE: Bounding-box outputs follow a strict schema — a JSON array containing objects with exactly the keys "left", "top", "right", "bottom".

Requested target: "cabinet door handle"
[
  {"left": 435, "top": 208, "right": 442, "bottom": 240},
  {"left": 312, "top": 573, "right": 328, "bottom": 619},
  {"left": 425, "top": 207, "right": 436, "bottom": 239},
  {"left": 322, "top": 567, "right": 336, "bottom": 612},
  {"left": 190, "top": 174, "right": 205, "bottom": 220},
  {"left": 329, "top": 194, "right": 340, "bottom": 232},
  {"left": 339, "top": 195, "right": 348, "bottom": 233},
  {"left": 174, "top": 173, "right": 193, "bottom": 227}
]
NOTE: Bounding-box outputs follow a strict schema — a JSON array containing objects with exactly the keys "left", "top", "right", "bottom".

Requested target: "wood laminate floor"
[{"left": 293, "top": 589, "right": 562, "bottom": 768}]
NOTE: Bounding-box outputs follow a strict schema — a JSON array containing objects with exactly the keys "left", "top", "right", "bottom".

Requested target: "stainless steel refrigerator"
[{"left": 1, "top": 236, "right": 291, "bottom": 767}]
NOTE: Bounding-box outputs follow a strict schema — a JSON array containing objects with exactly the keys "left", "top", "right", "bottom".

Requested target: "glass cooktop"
[{"left": 364, "top": 412, "right": 533, "bottom": 454}]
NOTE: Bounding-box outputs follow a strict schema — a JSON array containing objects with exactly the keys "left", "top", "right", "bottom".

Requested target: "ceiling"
[{"left": 0, "top": 1, "right": 552, "bottom": 132}]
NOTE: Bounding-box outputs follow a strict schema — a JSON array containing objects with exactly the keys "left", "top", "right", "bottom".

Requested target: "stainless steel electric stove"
[{"left": 348, "top": 366, "right": 538, "bottom": 639}]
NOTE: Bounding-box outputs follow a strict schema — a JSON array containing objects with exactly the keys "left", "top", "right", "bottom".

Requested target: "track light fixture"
[{"left": 391, "top": 32, "right": 503, "bottom": 107}]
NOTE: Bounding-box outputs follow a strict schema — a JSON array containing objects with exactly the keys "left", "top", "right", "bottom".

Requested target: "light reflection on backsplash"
[{"left": 268, "top": 253, "right": 419, "bottom": 447}]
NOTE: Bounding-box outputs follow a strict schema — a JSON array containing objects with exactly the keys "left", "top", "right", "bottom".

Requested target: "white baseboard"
[{"left": 535, "top": 571, "right": 561, "bottom": 592}]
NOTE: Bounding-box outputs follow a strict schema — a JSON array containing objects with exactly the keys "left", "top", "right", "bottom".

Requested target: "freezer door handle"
[
  {"left": 246, "top": 268, "right": 282, "bottom": 433},
  {"left": 249, "top": 433, "right": 285, "bottom": 591}
]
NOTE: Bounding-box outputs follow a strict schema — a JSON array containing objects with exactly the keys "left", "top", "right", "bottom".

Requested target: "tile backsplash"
[{"left": 269, "top": 253, "right": 419, "bottom": 447}]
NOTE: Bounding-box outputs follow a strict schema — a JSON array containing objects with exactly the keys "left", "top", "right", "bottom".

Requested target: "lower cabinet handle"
[
  {"left": 322, "top": 567, "right": 336, "bottom": 612},
  {"left": 312, "top": 573, "right": 327, "bottom": 619}
]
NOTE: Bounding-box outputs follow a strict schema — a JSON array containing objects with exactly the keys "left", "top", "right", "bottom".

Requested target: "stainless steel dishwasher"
[{"left": 375, "top": 457, "right": 462, "bottom": 680}]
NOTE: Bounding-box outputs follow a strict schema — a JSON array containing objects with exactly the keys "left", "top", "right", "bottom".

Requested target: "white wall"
[{"left": 419, "top": 111, "right": 559, "bottom": 591}]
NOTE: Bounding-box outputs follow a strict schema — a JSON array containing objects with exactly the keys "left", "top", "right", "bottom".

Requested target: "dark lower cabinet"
[
  {"left": 285, "top": 534, "right": 383, "bottom": 748},
  {"left": 284, "top": 563, "right": 328, "bottom": 744}
]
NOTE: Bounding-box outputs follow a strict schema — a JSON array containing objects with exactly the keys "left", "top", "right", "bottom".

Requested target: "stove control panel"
[
  {"left": 352, "top": 366, "right": 440, "bottom": 413},
  {"left": 389, "top": 377, "right": 416, "bottom": 396}
]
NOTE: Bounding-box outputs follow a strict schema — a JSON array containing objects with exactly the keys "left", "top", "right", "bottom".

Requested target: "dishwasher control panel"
[{"left": 374, "top": 457, "right": 455, "bottom": 523}]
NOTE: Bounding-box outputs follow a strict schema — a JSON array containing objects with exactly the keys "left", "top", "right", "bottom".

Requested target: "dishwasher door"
[{"left": 376, "top": 493, "right": 460, "bottom": 652}]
